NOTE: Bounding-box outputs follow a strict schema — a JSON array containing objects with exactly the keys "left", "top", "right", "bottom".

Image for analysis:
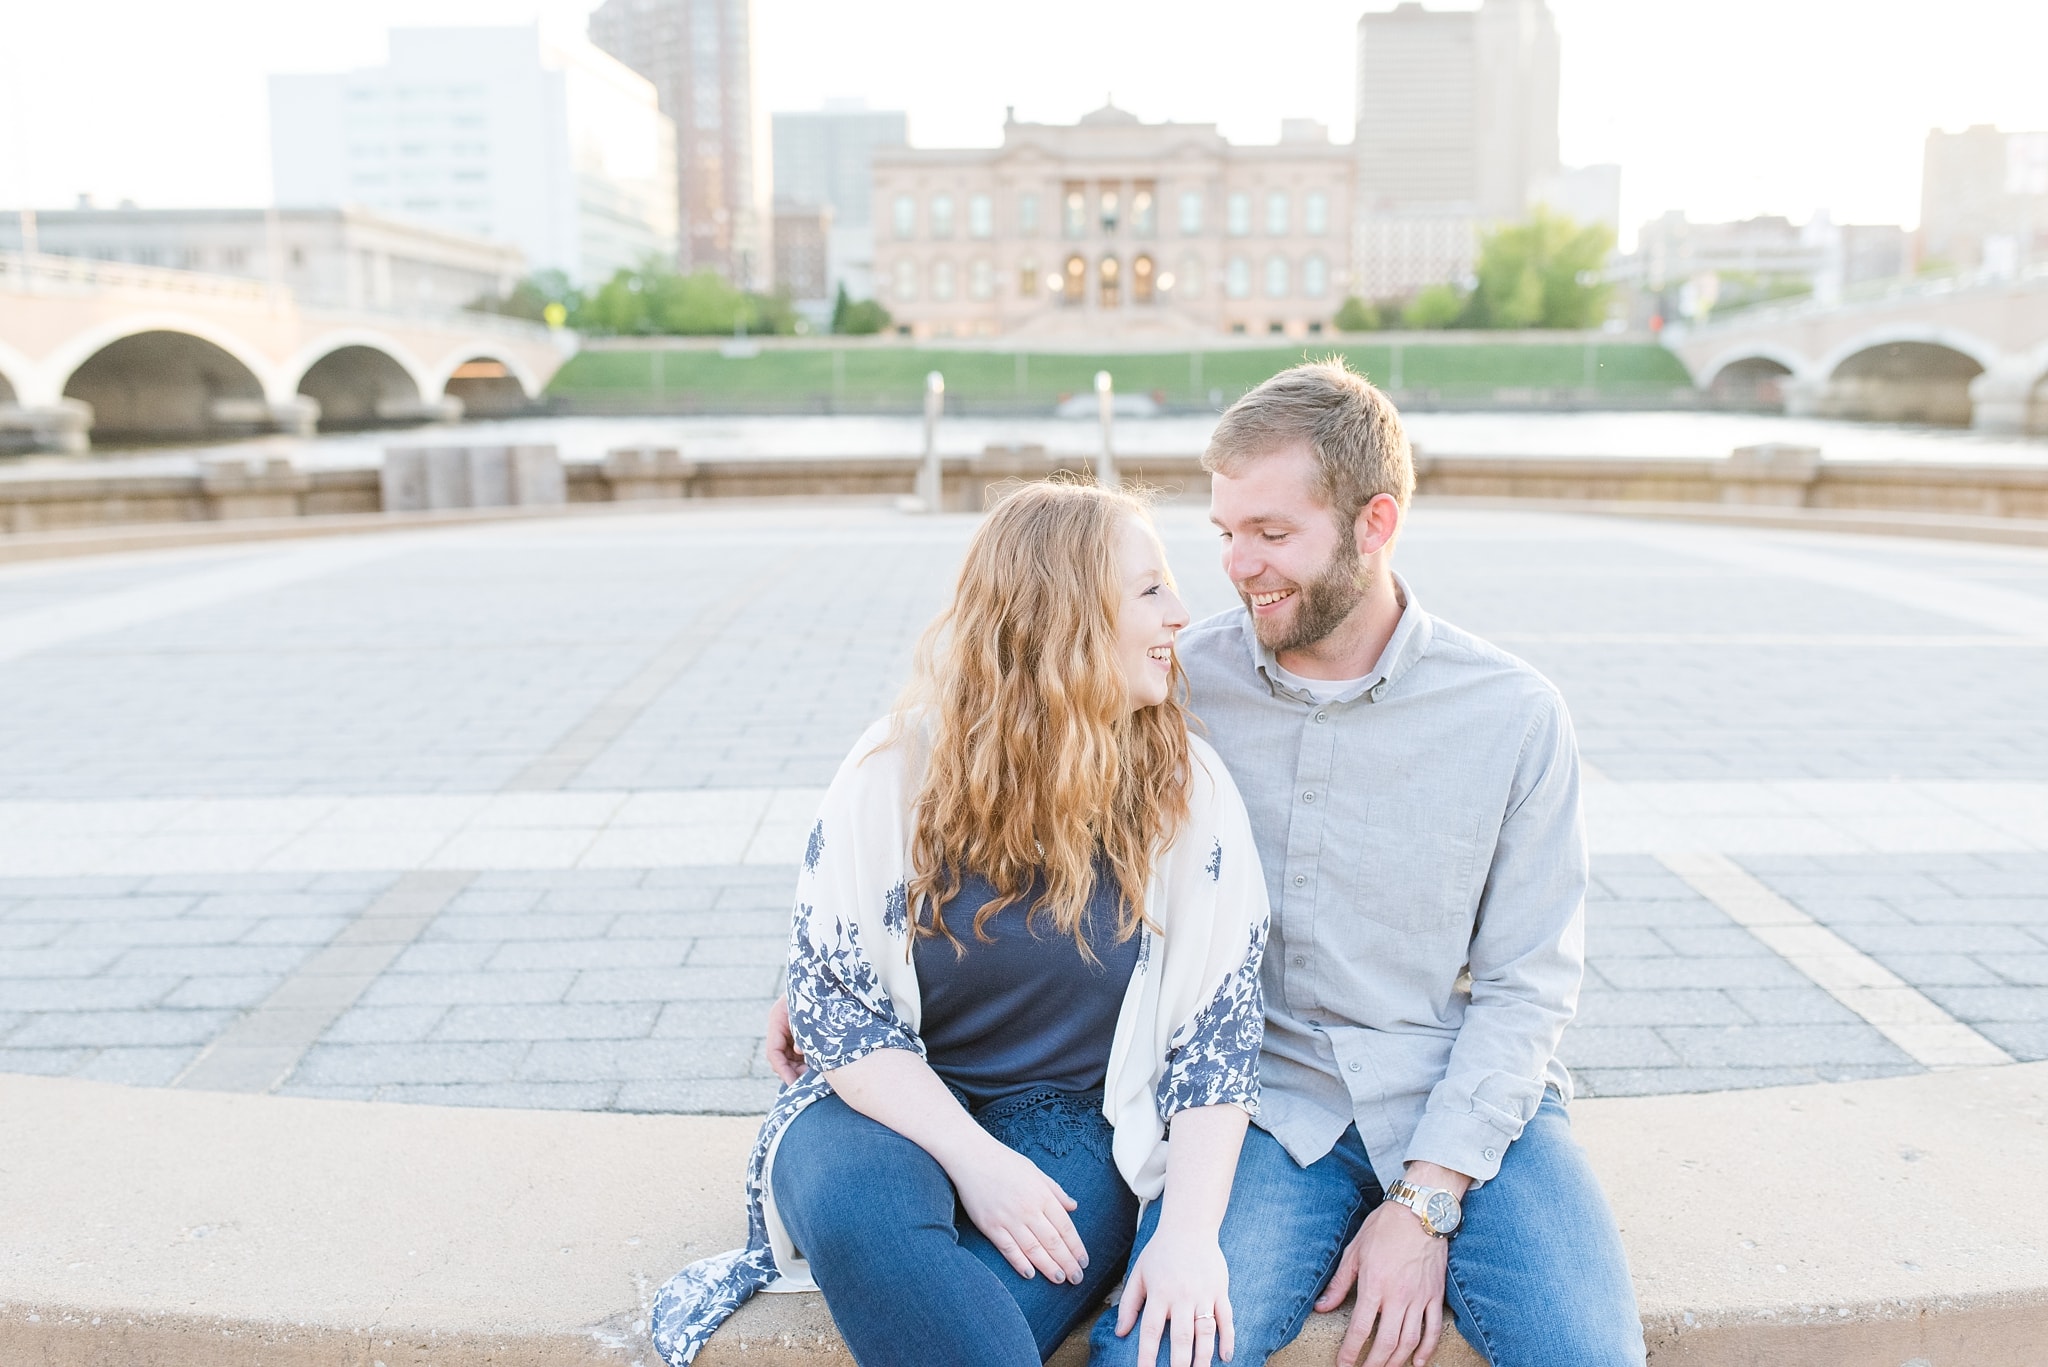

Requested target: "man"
[{"left": 768, "top": 360, "right": 1641, "bottom": 1367}]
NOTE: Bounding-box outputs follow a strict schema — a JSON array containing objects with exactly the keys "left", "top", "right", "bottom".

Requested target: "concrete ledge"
[{"left": 4, "top": 1064, "right": 2047, "bottom": 1366}]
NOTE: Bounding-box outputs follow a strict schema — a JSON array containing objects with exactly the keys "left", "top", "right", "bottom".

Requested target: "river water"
[{"left": 9, "top": 409, "right": 2047, "bottom": 481}]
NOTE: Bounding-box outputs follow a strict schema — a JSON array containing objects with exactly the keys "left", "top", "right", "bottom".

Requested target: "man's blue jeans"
[
  {"left": 1088, "top": 1093, "right": 1644, "bottom": 1367},
  {"left": 773, "top": 1087, "right": 1138, "bottom": 1367}
]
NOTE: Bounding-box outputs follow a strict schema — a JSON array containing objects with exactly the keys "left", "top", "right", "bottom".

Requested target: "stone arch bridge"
[
  {"left": 0, "top": 253, "right": 572, "bottom": 451},
  {"left": 1663, "top": 270, "right": 2048, "bottom": 435}
]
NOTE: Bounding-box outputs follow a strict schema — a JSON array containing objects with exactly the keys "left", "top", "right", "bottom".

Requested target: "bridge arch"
[
  {"left": 1820, "top": 330, "right": 1993, "bottom": 426},
  {"left": 1699, "top": 343, "right": 1810, "bottom": 411},
  {"left": 61, "top": 325, "right": 274, "bottom": 441},
  {"left": 288, "top": 332, "right": 436, "bottom": 430},
  {"left": 429, "top": 345, "right": 540, "bottom": 418}
]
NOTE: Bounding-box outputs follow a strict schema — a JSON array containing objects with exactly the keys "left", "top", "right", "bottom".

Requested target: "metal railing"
[{"left": 0, "top": 250, "right": 282, "bottom": 303}]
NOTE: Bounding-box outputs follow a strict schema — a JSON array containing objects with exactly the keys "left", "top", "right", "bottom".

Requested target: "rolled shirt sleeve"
[{"left": 1403, "top": 689, "right": 1586, "bottom": 1183}]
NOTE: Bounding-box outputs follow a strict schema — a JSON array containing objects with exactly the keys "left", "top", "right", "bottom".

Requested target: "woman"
[{"left": 651, "top": 481, "right": 1269, "bottom": 1367}]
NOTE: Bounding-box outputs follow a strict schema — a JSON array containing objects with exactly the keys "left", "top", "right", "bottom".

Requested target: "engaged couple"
[{"left": 650, "top": 360, "right": 1644, "bottom": 1367}]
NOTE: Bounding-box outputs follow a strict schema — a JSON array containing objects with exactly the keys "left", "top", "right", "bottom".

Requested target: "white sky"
[{"left": 3, "top": 0, "right": 2044, "bottom": 245}]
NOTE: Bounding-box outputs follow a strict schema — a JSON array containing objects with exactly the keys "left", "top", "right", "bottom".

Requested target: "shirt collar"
[{"left": 1243, "top": 572, "right": 1433, "bottom": 705}]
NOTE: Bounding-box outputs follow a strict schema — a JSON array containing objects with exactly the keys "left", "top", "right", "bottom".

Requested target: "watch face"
[{"left": 1425, "top": 1191, "right": 1460, "bottom": 1232}]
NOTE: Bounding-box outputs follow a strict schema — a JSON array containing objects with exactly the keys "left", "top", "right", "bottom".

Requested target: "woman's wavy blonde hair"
[{"left": 889, "top": 478, "right": 1193, "bottom": 959}]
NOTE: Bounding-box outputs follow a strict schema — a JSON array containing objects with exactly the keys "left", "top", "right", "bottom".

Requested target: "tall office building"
[
  {"left": 1351, "top": 0, "right": 1565, "bottom": 298},
  {"left": 771, "top": 101, "right": 908, "bottom": 304},
  {"left": 270, "top": 26, "right": 677, "bottom": 286},
  {"left": 588, "top": 0, "right": 771, "bottom": 289},
  {"left": 1921, "top": 124, "right": 2048, "bottom": 276}
]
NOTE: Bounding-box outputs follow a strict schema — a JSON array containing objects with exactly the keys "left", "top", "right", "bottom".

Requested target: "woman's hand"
[
  {"left": 949, "top": 1137, "right": 1091, "bottom": 1286},
  {"left": 1116, "top": 1220, "right": 1234, "bottom": 1367}
]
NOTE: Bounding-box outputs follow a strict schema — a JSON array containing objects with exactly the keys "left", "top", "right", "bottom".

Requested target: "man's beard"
[{"left": 1246, "top": 539, "right": 1370, "bottom": 654}]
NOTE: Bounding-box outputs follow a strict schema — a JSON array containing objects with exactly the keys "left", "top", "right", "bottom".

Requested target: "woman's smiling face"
[{"left": 1114, "top": 515, "right": 1190, "bottom": 712}]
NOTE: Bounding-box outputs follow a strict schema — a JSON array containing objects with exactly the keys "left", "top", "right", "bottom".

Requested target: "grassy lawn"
[{"left": 546, "top": 340, "right": 1692, "bottom": 408}]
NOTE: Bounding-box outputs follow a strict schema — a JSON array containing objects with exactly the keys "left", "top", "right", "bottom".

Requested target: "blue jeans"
[
  {"left": 1088, "top": 1093, "right": 1643, "bottom": 1367},
  {"left": 773, "top": 1087, "right": 1139, "bottom": 1367}
]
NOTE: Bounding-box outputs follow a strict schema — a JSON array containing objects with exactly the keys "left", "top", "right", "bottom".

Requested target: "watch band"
[{"left": 1387, "top": 1179, "right": 1454, "bottom": 1237}]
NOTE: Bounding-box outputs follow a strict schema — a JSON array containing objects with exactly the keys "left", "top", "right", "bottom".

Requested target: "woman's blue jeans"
[{"left": 772, "top": 1086, "right": 1137, "bottom": 1367}]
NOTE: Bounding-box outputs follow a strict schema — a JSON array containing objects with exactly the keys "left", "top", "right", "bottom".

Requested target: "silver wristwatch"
[{"left": 1386, "top": 1179, "right": 1463, "bottom": 1238}]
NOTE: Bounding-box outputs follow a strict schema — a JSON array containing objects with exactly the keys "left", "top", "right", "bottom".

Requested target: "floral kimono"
[{"left": 650, "top": 717, "right": 1271, "bottom": 1366}]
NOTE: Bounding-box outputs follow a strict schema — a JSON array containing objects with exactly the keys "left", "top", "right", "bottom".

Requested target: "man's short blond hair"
[{"left": 1202, "top": 359, "right": 1415, "bottom": 527}]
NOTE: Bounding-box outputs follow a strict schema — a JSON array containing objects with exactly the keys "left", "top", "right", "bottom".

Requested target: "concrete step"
[{"left": 3, "top": 1064, "right": 2046, "bottom": 1366}]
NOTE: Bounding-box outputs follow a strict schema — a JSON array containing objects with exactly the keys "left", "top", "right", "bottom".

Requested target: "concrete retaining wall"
[{"left": 4, "top": 444, "right": 2048, "bottom": 536}]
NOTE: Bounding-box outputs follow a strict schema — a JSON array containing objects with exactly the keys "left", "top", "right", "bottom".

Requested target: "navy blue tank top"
[{"left": 913, "top": 868, "right": 1142, "bottom": 1110}]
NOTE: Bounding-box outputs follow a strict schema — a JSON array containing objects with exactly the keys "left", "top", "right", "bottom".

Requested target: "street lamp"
[
  {"left": 920, "top": 371, "right": 945, "bottom": 511},
  {"left": 1094, "top": 370, "right": 1116, "bottom": 487}
]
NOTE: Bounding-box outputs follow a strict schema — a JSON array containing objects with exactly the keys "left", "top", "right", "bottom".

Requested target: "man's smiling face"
[{"left": 1209, "top": 441, "right": 1370, "bottom": 655}]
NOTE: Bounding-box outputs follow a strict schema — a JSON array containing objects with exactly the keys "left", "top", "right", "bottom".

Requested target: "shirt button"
[
  {"left": 1314, "top": 710, "right": 1328, "bottom": 723},
  {"left": 1369, "top": 683, "right": 1386, "bottom": 702},
  {"left": 1292, "top": 873, "right": 1306, "bottom": 886},
  {"left": 1291, "top": 954, "right": 1306, "bottom": 967},
  {"left": 1484, "top": 1147, "right": 1498, "bottom": 1161},
  {"left": 1302, "top": 790, "right": 1316, "bottom": 803},
  {"left": 1347, "top": 1061, "right": 1362, "bottom": 1073}
]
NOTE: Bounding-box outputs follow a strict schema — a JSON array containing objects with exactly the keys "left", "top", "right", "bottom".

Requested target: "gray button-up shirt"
[{"left": 1180, "top": 576, "right": 1585, "bottom": 1188}]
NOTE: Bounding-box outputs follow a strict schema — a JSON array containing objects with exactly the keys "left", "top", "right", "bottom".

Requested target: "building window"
[
  {"left": 969, "top": 194, "right": 993, "bottom": 239},
  {"left": 1020, "top": 260, "right": 1039, "bottom": 297},
  {"left": 1099, "top": 255, "right": 1121, "bottom": 307},
  {"left": 1303, "top": 253, "right": 1328, "bottom": 298},
  {"left": 1226, "top": 193, "right": 1250, "bottom": 237},
  {"left": 933, "top": 259, "right": 956, "bottom": 300},
  {"left": 1226, "top": 256, "right": 1250, "bottom": 298},
  {"left": 1305, "top": 191, "right": 1329, "bottom": 236},
  {"left": 1177, "top": 257, "right": 1203, "bottom": 299},
  {"left": 1266, "top": 255, "right": 1290, "bottom": 298},
  {"left": 1063, "top": 254, "right": 1086, "bottom": 304},
  {"left": 1132, "top": 254, "right": 1155, "bottom": 304},
  {"left": 1132, "top": 182, "right": 1156, "bottom": 236},
  {"left": 1266, "top": 192, "right": 1290, "bottom": 236},
  {"left": 1018, "top": 193, "right": 1040, "bottom": 236},
  {"left": 930, "top": 194, "right": 955, "bottom": 238},
  {"left": 1099, "top": 187, "right": 1120, "bottom": 234},
  {"left": 969, "top": 257, "right": 994, "bottom": 299},
  {"left": 893, "top": 195, "right": 915, "bottom": 240},
  {"left": 892, "top": 259, "right": 917, "bottom": 299},
  {"left": 1063, "top": 183, "right": 1087, "bottom": 238},
  {"left": 1179, "top": 191, "right": 1203, "bottom": 235}
]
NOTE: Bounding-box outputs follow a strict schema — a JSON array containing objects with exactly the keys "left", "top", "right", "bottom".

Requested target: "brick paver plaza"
[{"left": 2, "top": 502, "right": 2045, "bottom": 1111}]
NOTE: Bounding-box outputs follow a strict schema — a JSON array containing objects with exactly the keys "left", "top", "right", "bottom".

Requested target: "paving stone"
[
  {"left": 607, "top": 909, "right": 786, "bottom": 939},
  {"left": 1583, "top": 899, "right": 1732, "bottom": 929},
  {"left": 0, "top": 947, "right": 126, "bottom": 977},
  {"left": 1660, "top": 1024, "right": 1913, "bottom": 1069},
  {"left": 1653, "top": 926, "right": 1780, "bottom": 958},
  {"left": 238, "top": 917, "right": 354, "bottom": 947},
  {"left": 1581, "top": 926, "right": 1670, "bottom": 958},
  {"left": 1971, "top": 1021, "right": 2048, "bottom": 1061},
  {"left": 1557, "top": 1026, "right": 1683, "bottom": 1068},
  {"left": 6, "top": 1009, "right": 235, "bottom": 1048},
  {"left": 355, "top": 970, "right": 576, "bottom": 1007},
  {"left": 9, "top": 895, "right": 197, "bottom": 923},
  {"left": 108, "top": 946, "right": 315, "bottom": 977},
  {"left": 0, "top": 922, "right": 63, "bottom": 948},
  {"left": 420, "top": 913, "right": 620, "bottom": 943},
  {"left": 1775, "top": 896, "right": 1910, "bottom": 926},
  {"left": 366, "top": 1080, "right": 622, "bottom": 1110},
  {"left": 430, "top": 1003, "right": 661, "bottom": 1042},
  {"left": 162, "top": 974, "right": 287, "bottom": 1009},
  {"left": 1573, "top": 1063, "right": 1919, "bottom": 1098},
  {"left": 686, "top": 937, "right": 789, "bottom": 967},
  {"left": 1922, "top": 985, "right": 2048, "bottom": 1022},
  {"left": 565, "top": 965, "right": 783, "bottom": 1003},
  {"left": 55, "top": 918, "right": 259, "bottom": 948},
  {"left": 0, "top": 1047, "right": 94, "bottom": 1075},
  {"left": 288, "top": 1041, "right": 532, "bottom": 1087},
  {"left": 0, "top": 975, "right": 181, "bottom": 1010},
  {"left": 613, "top": 1076, "right": 781, "bottom": 1114},
  {"left": 1593, "top": 955, "right": 1809, "bottom": 991},
  {"left": 73, "top": 1045, "right": 201, "bottom": 1086},
  {"left": 486, "top": 938, "right": 693, "bottom": 971},
  {"left": 1571, "top": 989, "right": 1747, "bottom": 1027},
  {"left": 386, "top": 942, "right": 499, "bottom": 973},
  {"left": 318, "top": 1005, "right": 449, "bottom": 1044},
  {"left": 1724, "top": 988, "right": 1864, "bottom": 1025},
  {"left": 1984, "top": 954, "right": 2048, "bottom": 987},
  {"left": 516, "top": 1036, "right": 757, "bottom": 1082},
  {"left": 654, "top": 1001, "right": 780, "bottom": 1039}
]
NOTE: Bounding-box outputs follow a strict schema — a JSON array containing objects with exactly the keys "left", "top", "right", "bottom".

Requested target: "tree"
[
  {"left": 1402, "top": 284, "right": 1467, "bottom": 330},
  {"left": 1333, "top": 295, "right": 1381, "bottom": 332},
  {"left": 467, "top": 269, "right": 576, "bottom": 323},
  {"left": 831, "top": 283, "right": 891, "bottom": 335},
  {"left": 563, "top": 261, "right": 799, "bottom": 336},
  {"left": 1466, "top": 208, "right": 1614, "bottom": 330}
]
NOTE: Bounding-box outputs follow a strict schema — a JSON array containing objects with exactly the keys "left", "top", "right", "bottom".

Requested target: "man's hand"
[
  {"left": 1316, "top": 1201, "right": 1447, "bottom": 1367},
  {"left": 764, "top": 995, "right": 804, "bottom": 1083}
]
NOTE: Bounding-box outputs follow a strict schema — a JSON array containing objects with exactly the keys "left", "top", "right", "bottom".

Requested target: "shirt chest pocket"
[{"left": 1352, "top": 803, "right": 1483, "bottom": 936}]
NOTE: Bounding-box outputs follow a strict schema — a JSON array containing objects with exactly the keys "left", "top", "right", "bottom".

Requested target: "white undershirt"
[{"left": 1268, "top": 662, "right": 1376, "bottom": 704}]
